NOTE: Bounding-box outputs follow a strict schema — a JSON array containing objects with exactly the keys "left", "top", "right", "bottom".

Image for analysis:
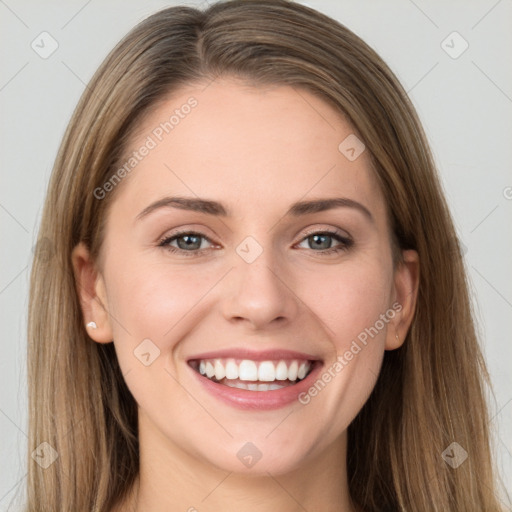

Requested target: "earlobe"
[
  {"left": 385, "top": 249, "right": 420, "bottom": 351},
  {"left": 71, "top": 242, "right": 113, "bottom": 344}
]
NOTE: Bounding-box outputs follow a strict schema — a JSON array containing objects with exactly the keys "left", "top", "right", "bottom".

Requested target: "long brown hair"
[{"left": 26, "top": 1, "right": 505, "bottom": 510}]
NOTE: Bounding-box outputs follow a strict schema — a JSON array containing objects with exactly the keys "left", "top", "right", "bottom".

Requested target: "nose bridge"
[{"left": 223, "top": 233, "right": 298, "bottom": 328}]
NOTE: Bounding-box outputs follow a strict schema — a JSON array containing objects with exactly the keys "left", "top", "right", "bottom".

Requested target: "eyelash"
[{"left": 157, "top": 228, "right": 353, "bottom": 258}]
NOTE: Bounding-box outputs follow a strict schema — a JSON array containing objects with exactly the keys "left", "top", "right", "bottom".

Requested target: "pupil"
[
  {"left": 179, "top": 235, "right": 200, "bottom": 250},
  {"left": 311, "top": 234, "right": 330, "bottom": 249}
]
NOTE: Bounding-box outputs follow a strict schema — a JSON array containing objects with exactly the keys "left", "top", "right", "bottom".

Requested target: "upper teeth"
[{"left": 197, "top": 358, "right": 312, "bottom": 382}]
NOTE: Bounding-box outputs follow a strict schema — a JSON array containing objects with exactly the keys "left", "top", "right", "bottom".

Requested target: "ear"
[
  {"left": 385, "top": 249, "right": 420, "bottom": 350},
  {"left": 71, "top": 242, "right": 113, "bottom": 344}
]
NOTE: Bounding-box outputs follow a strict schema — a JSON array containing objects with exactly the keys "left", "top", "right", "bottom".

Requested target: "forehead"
[{"left": 110, "top": 78, "right": 385, "bottom": 222}]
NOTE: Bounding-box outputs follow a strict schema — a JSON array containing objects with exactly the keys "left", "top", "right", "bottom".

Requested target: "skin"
[{"left": 72, "top": 77, "right": 419, "bottom": 512}]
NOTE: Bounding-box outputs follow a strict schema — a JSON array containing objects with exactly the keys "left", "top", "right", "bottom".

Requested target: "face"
[{"left": 74, "top": 77, "right": 418, "bottom": 476}]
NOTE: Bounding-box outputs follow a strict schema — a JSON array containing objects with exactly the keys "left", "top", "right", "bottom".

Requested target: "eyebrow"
[{"left": 136, "top": 196, "right": 373, "bottom": 222}]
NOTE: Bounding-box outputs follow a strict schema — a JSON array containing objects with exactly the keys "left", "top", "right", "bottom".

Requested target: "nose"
[{"left": 221, "top": 247, "right": 300, "bottom": 331}]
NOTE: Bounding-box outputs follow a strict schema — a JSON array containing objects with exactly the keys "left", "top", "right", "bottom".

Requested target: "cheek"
[
  {"left": 303, "top": 258, "right": 393, "bottom": 349},
  {"left": 104, "top": 253, "right": 225, "bottom": 375},
  {"left": 104, "top": 259, "right": 216, "bottom": 414},
  {"left": 293, "top": 262, "right": 393, "bottom": 427},
  {"left": 305, "top": 259, "right": 392, "bottom": 381},
  {"left": 107, "top": 260, "right": 206, "bottom": 340}
]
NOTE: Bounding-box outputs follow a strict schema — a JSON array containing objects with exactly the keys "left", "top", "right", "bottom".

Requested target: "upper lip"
[{"left": 187, "top": 348, "right": 322, "bottom": 362}]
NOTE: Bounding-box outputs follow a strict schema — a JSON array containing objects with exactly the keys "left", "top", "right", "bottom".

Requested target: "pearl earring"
[{"left": 86, "top": 321, "right": 97, "bottom": 329}]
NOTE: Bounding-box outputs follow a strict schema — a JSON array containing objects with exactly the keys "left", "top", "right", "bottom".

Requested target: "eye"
[
  {"left": 296, "top": 229, "right": 353, "bottom": 255},
  {"left": 158, "top": 230, "right": 216, "bottom": 257}
]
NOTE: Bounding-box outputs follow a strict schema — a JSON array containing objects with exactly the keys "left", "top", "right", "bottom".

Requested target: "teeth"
[
  {"left": 214, "top": 360, "right": 225, "bottom": 380},
  {"left": 239, "top": 360, "right": 258, "bottom": 381},
  {"left": 195, "top": 358, "right": 313, "bottom": 385},
  {"left": 225, "top": 359, "right": 238, "bottom": 379},
  {"left": 258, "top": 361, "right": 275, "bottom": 381},
  {"left": 297, "top": 361, "right": 308, "bottom": 380},
  {"left": 224, "top": 381, "right": 288, "bottom": 391},
  {"left": 275, "top": 361, "right": 288, "bottom": 380},
  {"left": 205, "top": 361, "right": 215, "bottom": 378},
  {"left": 288, "top": 360, "right": 298, "bottom": 380}
]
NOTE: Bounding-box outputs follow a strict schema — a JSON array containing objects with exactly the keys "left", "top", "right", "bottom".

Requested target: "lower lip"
[{"left": 189, "top": 361, "right": 324, "bottom": 410}]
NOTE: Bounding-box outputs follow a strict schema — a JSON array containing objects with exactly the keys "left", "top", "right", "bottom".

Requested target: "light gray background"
[{"left": 1, "top": 0, "right": 511, "bottom": 509}]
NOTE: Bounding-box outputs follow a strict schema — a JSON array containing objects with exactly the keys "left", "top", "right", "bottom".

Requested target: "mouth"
[
  {"left": 188, "top": 357, "right": 318, "bottom": 391},
  {"left": 186, "top": 349, "right": 324, "bottom": 410}
]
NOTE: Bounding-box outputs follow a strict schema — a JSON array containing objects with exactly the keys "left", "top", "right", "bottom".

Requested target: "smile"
[
  {"left": 187, "top": 349, "right": 324, "bottom": 410},
  {"left": 189, "top": 358, "right": 314, "bottom": 391}
]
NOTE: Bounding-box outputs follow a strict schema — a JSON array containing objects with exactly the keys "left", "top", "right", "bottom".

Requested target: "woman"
[{"left": 26, "top": 0, "right": 505, "bottom": 510}]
